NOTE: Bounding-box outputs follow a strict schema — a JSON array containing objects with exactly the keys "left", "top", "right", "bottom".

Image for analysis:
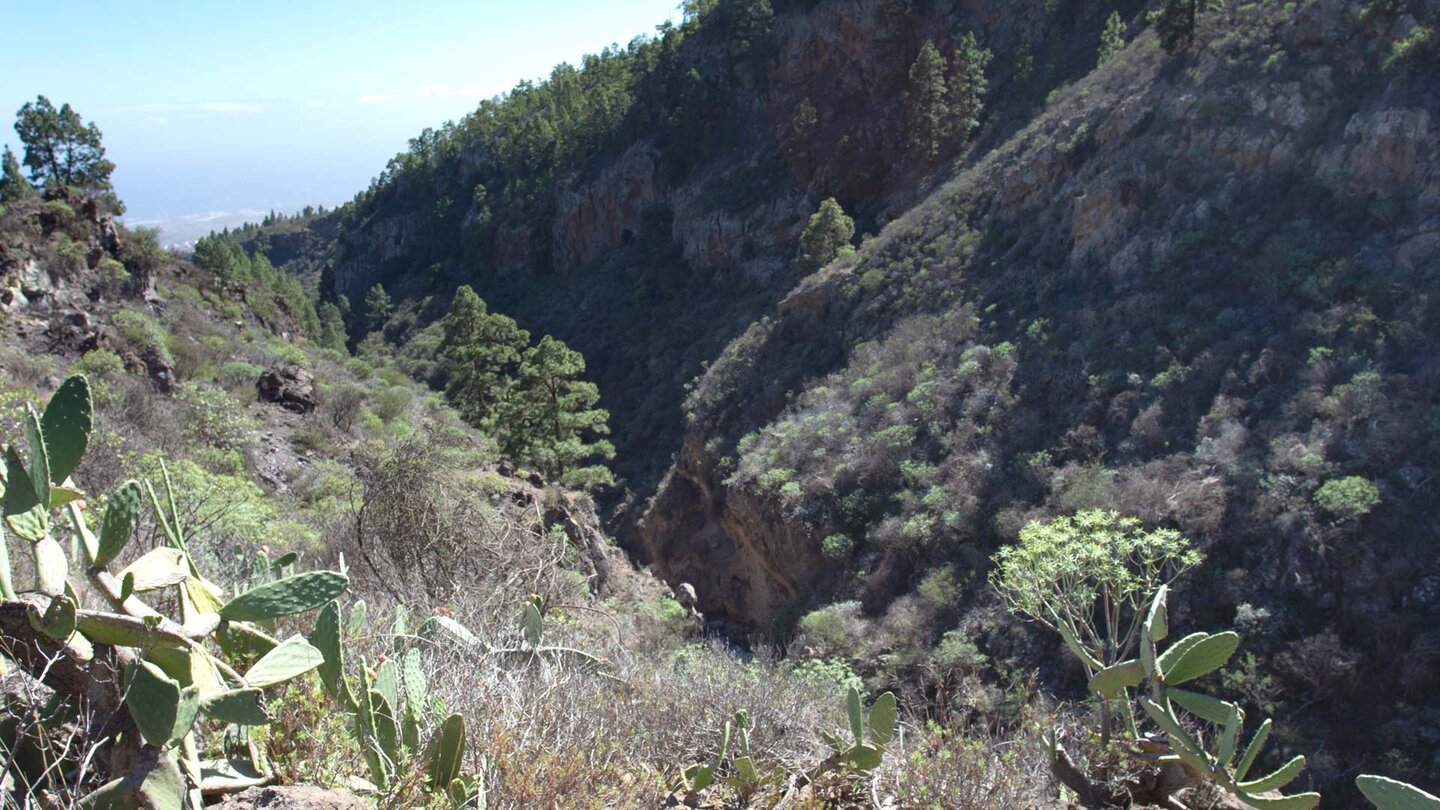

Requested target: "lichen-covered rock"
[{"left": 257, "top": 364, "right": 318, "bottom": 413}]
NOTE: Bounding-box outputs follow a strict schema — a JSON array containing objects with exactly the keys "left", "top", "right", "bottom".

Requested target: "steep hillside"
[
  {"left": 214, "top": 0, "right": 1440, "bottom": 801},
  {"left": 0, "top": 191, "right": 1059, "bottom": 810},
  {"left": 642, "top": 0, "right": 1440, "bottom": 793},
  {"left": 299, "top": 0, "right": 1138, "bottom": 499}
]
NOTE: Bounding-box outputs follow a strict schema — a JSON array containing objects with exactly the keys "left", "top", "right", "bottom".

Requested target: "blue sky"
[{"left": 0, "top": 1, "right": 681, "bottom": 239}]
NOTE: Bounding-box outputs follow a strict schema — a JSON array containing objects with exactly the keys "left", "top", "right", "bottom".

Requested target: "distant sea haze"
[{"left": 123, "top": 206, "right": 317, "bottom": 249}]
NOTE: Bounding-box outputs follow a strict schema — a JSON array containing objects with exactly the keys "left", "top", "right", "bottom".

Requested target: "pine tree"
[
  {"left": 949, "top": 32, "right": 992, "bottom": 145},
  {"left": 318, "top": 301, "right": 348, "bottom": 351},
  {"left": 799, "top": 197, "right": 856, "bottom": 273},
  {"left": 1098, "top": 11, "right": 1127, "bottom": 65},
  {"left": 13, "top": 96, "right": 114, "bottom": 192},
  {"left": 1156, "top": 0, "right": 1200, "bottom": 51},
  {"left": 0, "top": 145, "right": 34, "bottom": 203},
  {"left": 364, "top": 283, "right": 394, "bottom": 332},
  {"left": 438, "top": 285, "right": 530, "bottom": 431},
  {"left": 499, "top": 335, "right": 614, "bottom": 489},
  {"left": 904, "top": 41, "right": 950, "bottom": 161}
]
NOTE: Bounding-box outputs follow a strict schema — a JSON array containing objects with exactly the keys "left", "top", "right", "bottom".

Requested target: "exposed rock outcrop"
[{"left": 257, "top": 364, "right": 318, "bottom": 413}]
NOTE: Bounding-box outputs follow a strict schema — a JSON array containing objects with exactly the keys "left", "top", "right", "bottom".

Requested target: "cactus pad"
[
  {"left": 1356, "top": 775, "right": 1440, "bottom": 810},
  {"left": 219, "top": 571, "right": 349, "bottom": 622},
  {"left": 243, "top": 634, "right": 325, "bottom": 688},
  {"left": 95, "top": 479, "right": 143, "bottom": 567},
  {"left": 40, "top": 375, "right": 91, "bottom": 485}
]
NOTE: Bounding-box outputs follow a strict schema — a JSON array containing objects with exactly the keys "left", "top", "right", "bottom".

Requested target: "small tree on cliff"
[
  {"left": 798, "top": 197, "right": 855, "bottom": 273},
  {"left": 1097, "top": 11, "right": 1128, "bottom": 66},
  {"left": 904, "top": 40, "right": 950, "bottom": 160},
  {"left": 0, "top": 145, "right": 34, "bottom": 203},
  {"left": 499, "top": 335, "right": 615, "bottom": 490},
  {"left": 364, "top": 283, "right": 395, "bottom": 332},
  {"left": 1155, "top": 0, "right": 1202, "bottom": 51},
  {"left": 949, "top": 32, "right": 992, "bottom": 145},
  {"left": 13, "top": 95, "right": 114, "bottom": 193},
  {"left": 439, "top": 285, "right": 530, "bottom": 432}
]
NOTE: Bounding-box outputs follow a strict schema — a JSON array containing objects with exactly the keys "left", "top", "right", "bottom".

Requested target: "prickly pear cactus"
[
  {"left": 0, "top": 375, "right": 347, "bottom": 808},
  {"left": 1085, "top": 585, "right": 1322, "bottom": 809},
  {"left": 1357, "top": 775, "right": 1440, "bottom": 810}
]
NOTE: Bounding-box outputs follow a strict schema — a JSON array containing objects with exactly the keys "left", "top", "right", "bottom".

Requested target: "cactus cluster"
[
  {"left": 675, "top": 687, "right": 897, "bottom": 801},
  {"left": 309, "top": 598, "right": 486, "bottom": 808},
  {"left": 1085, "top": 585, "right": 1320, "bottom": 809},
  {"left": 0, "top": 374, "right": 347, "bottom": 808}
]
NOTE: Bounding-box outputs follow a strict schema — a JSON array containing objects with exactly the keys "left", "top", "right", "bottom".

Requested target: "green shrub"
[
  {"left": 112, "top": 308, "right": 173, "bottom": 364},
  {"left": 53, "top": 234, "right": 87, "bottom": 276},
  {"left": 789, "top": 657, "right": 863, "bottom": 691},
  {"left": 931, "top": 630, "right": 987, "bottom": 674},
  {"left": 97, "top": 256, "right": 130, "bottom": 293},
  {"left": 72, "top": 348, "right": 126, "bottom": 380},
  {"left": 42, "top": 198, "right": 75, "bottom": 226},
  {"left": 218, "top": 360, "right": 264, "bottom": 388},
  {"left": 1313, "top": 476, "right": 1380, "bottom": 520},
  {"left": 176, "top": 381, "right": 255, "bottom": 452},
  {"left": 797, "top": 600, "right": 864, "bottom": 657},
  {"left": 821, "top": 533, "right": 854, "bottom": 561}
]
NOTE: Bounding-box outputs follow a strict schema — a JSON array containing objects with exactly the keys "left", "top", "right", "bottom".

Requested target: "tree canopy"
[
  {"left": 904, "top": 41, "right": 950, "bottom": 161},
  {"left": 990, "top": 510, "right": 1201, "bottom": 678},
  {"left": 798, "top": 197, "right": 855, "bottom": 273},
  {"left": 13, "top": 96, "right": 114, "bottom": 193},
  {"left": 438, "top": 286, "right": 613, "bottom": 489},
  {"left": 500, "top": 336, "right": 615, "bottom": 490},
  {"left": 439, "top": 285, "right": 530, "bottom": 431}
]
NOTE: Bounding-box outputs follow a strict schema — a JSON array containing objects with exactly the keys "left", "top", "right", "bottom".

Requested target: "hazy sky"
[{"left": 0, "top": 0, "right": 681, "bottom": 238}]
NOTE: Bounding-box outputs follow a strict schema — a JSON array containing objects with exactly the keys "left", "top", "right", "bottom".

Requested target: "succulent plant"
[
  {"left": 819, "top": 687, "right": 897, "bottom": 773},
  {"left": 310, "top": 596, "right": 486, "bottom": 807},
  {"left": 1357, "top": 775, "right": 1440, "bottom": 810},
  {"left": 1082, "top": 585, "right": 1321, "bottom": 809},
  {"left": 0, "top": 375, "right": 347, "bottom": 808}
]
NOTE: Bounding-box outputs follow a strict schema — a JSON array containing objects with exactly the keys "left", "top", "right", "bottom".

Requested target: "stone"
[
  {"left": 257, "top": 364, "right": 319, "bottom": 413},
  {"left": 215, "top": 786, "right": 368, "bottom": 810}
]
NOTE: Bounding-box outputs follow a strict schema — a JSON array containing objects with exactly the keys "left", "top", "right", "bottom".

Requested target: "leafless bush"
[
  {"left": 322, "top": 382, "right": 367, "bottom": 432},
  {"left": 0, "top": 654, "right": 108, "bottom": 809},
  {"left": 338, "top": 433, "right": 576, "bottom": 607}
]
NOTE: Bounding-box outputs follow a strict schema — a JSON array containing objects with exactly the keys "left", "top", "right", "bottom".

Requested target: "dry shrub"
[
  {"left": 1277, "top": 632, "right": 1361, "bottom": 701},
  {"left": 338, "top": 432, "right": 579, "bottom": 608}
]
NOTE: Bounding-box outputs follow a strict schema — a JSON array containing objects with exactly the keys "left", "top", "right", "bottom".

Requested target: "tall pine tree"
[
  {"left": 13, "top": 96, "right": 114, "bottom": 192},
  {"left": 500, "top": 336, "right": 614, "bottom": 490},
  {"left": 364, "top": 283, "right": 394, "bottom": 332},
  {"left": 949, "top": 32, "right": 992, "bottom": 145},
  {"left": 904, "top": 41, "right": 950, "bottom": 161},
  {"left": 438, "top": 285, "right": 530, "bottom": 432}
]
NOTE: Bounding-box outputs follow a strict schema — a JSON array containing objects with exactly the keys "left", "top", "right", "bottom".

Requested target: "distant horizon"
[{"left": 0, "top": 0, "right": 683, "bottom": 243}]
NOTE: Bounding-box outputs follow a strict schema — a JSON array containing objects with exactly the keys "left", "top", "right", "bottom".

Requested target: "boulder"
[
  {"left": 257, "top": 364, "right": 318, "bottom": 413},
  {"left": 215, "top": 786, "right": 367, "bottom": 810}
]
